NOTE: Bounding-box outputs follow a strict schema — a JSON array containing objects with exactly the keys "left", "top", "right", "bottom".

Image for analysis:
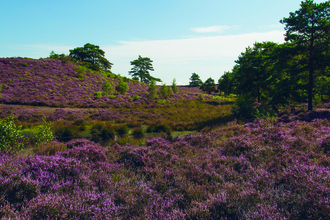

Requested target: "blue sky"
[{"left": 1, "top": 0, "right": 324, "bottom": 85}]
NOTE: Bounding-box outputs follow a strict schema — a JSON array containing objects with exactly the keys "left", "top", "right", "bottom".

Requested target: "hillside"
[{"left": 0, "top": 57, "right": 220, "bottom": 108}]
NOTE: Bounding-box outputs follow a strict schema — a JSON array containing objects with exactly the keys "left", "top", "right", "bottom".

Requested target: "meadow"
[{"left": 1, "top": 57, "right": 330, "bottom": 219}]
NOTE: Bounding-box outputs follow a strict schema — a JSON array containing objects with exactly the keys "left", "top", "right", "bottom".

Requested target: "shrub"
[
  {"left": 33, "top": 120, "right": 55, "bottom": 146},
  {"left": 199, "top": 94, "right": 205, "bottom": 101},
  {"left": 147, "top": 123, "right": 172, "bottom": 134},
  {"left": 102, "top": 81, "right": 114, "bottom": 95},
  {"left": 54, "top": 126, "right": 77, "bottom": 142},
  {"left": 133, "top": 128, "right": 145, "bottom": 139},
  {"left": 115, "top": 78, "right": 129, "bottom": 95},
  {"left": 0, "top": 116, "right": 24, "bottom": 153},
  {"left": 133, "top": 94, "right": 140, "bottom": 101},
  {"left": 148, "top": 80, "right": 157, "bottom": 99},
  {"left": 160, "top": 84, "right": 170, "bottom": 99},
  {"left": 93, "top": 91, "right": 104, "bottom": 99},
  {"left": 100, "top": 128, "right": 115, "bottom": 141},
  {"left": 117, "top": 125, "right": 129, "bottom": 136},
  {"left": 172, "top": 78, "right": 178, "bottom": 94},
  {"left": 231, "top": 93, "right": 257, "bottom": 120}
]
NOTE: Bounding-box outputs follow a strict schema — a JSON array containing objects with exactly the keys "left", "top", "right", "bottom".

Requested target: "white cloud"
[
  {"left": 2, "top": 44, "right": 74, "bottom": 58},
  {"left": 190, "top": 25, "right": 240, "bottom": 33},
  {"left": 104, "top": 30, "right": 285, "bottom": 85},
  {"left": 258, "top": 24, "right": 284, "bottom": 29}
]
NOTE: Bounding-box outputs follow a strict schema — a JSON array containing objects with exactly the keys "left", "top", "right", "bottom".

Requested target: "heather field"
[{"left": 1, "top": 57, "right": 330, "bottom": 219}]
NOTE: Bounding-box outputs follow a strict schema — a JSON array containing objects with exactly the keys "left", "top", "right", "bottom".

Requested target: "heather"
[
  {"left": 0, "top": 58, "right": 223, "bottom": 108},
  {"left": 1, "top": 114, "right": 330, "bottom": 219}
]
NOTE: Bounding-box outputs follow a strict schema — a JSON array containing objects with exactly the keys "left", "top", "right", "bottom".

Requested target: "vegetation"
[
  {"left": 0, "top": 116, "right": 24, "bottom": 153},
  {"left": 1, "top": 1, "right": 330, "bottom": 218},
  {"left": 115, "top": 78, "right": 129, "bottom": 95},
  {"left": 189, "top": 72, "right": 203, "bottom": 87},
  {"left": 201, "top": 77, "right": 216, "bottom": 94},
  {"left": 129, "top": 55, "right": 161, "bottom": 84},
  {"left": 69, "top": 43, "right": 113, "bottom": 71}
]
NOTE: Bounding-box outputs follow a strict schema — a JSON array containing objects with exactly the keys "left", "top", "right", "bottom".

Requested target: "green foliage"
[
  {"left": 129, "top": 55, "right": 161, "bottom": 84},
  {"left": 69, "top": 43, "right": 113, "bottom": 71},
  {"left": 49, "top": 51, "right": 74, "bottom": 63},
  {"left": 115, "top": 78, "right": 129, "bottom": 95},
  {"left": 117, "top": 125, "right": 130, "bottom": 136},
  {"left": 199, "top": 94, "right": 205, "bottom": 101},
  {"left": 160, "top": 84, "right": 172, "bottom": 99},
  {"left": 0, "top": 116, "right": 24, "bottom": 153},
  {"left": 148, "top": 79, "right": 158, "bottom": 99},
  {"left": 218, "top": 71, "right": 236, "bottom": 96},
  {"left": 100, "top": 128, "right": 115, "bottom": 141},
  {"left": 132, "top": 128, "right": 145, "bottom": 139},
  {"left": 231, "top": 94, "right": 276, "bottom": 121},
  {"left": 201, "top": 77, "right": 216, "bottom": 94},
  {"left": 102, "top": 81, "right": 114, "bottom": 96},
  {"left": 147, "top": 123, "right": 172, "bottom": 134},
  {"left": 93, "top": 91, "right": 104, "bottom": 99},
  {"left": 172, "top": 78, "right": 178, "bottom": 94},
  {"left": 280, "top": 0, "right": 330, "bottom": 110},
  {"left": 231, "top": 94, "right": 258, "bottom": 121},
  {"left": 33, "top": 120, "right": 55, "bottom": 146},
  {"left": 189, "top": 73, "right": 203, "bottom": 87},
  {"left": 132, "top": 94, "right": 140, "bottom": 101}
]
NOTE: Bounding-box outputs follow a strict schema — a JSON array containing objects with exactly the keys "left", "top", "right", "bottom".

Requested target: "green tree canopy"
[
  {"left": 280, "top": 0, "right": 330, "bottom": 110},
  {"left": 189, "top": 73, "right": 203, "bottom": 87},
  {"left": 129, "top": 55, "right": 161, "bottom": 84},
  {"left": 69, "top": 43, "right": 113, "bottom": 71},
  {"left": 201, "top": 77, "right": 216, "bottom": 94}
]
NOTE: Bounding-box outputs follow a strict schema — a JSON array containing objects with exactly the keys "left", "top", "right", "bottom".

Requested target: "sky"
[{"left": 0, "top": 0, "right": 325, "bottom": 85}]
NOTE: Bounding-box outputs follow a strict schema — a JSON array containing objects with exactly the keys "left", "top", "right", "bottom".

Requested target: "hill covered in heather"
[{"left": 0, "top": 57, "right": 213, "bottom": 108}]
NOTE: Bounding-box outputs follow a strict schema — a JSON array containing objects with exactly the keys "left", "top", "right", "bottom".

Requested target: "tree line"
[{"left": 217, "top": 0, "right": 330, "bottom": 111}]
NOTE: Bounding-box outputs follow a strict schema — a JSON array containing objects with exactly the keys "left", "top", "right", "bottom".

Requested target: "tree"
[
  {"left": 234, "top": 42, "right": 279, "bottom": 103},
  {"left": 148, "top": 79, "right": 158, "bottom": 99},
  {"left": 129, "top": 55, "right": 161, "bottom": 84},
  {"left": 189, "top": 73, "right": 203, "bottom": 87},
  {"left": 201, "top": 77, "right": 216, "bottom": 94},
  {"left": 171, "top": 78, "right": 178, "bottom": 94},
  {"left": 69, "top": 43, "right": 113, "bottom": 71},
  {"left": 218, "top": 71, "right": 234, "bottom": 96},
  {"left": 280, "top": 0, "right": 330, "bottom": 110}
]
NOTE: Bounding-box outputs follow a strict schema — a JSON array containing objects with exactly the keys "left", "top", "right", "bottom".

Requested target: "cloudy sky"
[{"left": 0, "top": 0, "right": 323, "bottom": 85}]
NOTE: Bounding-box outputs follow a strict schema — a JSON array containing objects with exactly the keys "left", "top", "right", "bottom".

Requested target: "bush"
[
  {"left": 102, "top": 81, "right": 114, "bottom": 95},
  {"left": 133, "top": 128, "right": 145, "bottom": 139},
  {"left": 0, "top": 116, "right": 24, "bottom": 153},
  {"left": 100, "top": 128, "right": 115, "bottom": 141},
  {"left": 148, "top": 80, "right": 157, "bottom": 99},
  {"left": 160, "top": 84, "right": 171, "bottom": 99},
  {"left": 147, "top": 123, "right": 172, "bottom": 134},
  {"left": 117, "top": 125, "right": 129, "bottom": 136},
  {"left": 133, "top": 94, "right": 140, "bottom": 101},
  {"left": 115, "top": 78, "right": 129, "bottom": 95},
  {"left": 231, "top": 93, "right": 257, "bottom": 120},
  {"left": 93, "top": 91, "right": 104, "bottom": 99},
  {"left": 172, "top": 78, "right": 178, "bottom": 94},
  {"left": 33, "top": 120, "right": 55, "bottom": 146}
]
